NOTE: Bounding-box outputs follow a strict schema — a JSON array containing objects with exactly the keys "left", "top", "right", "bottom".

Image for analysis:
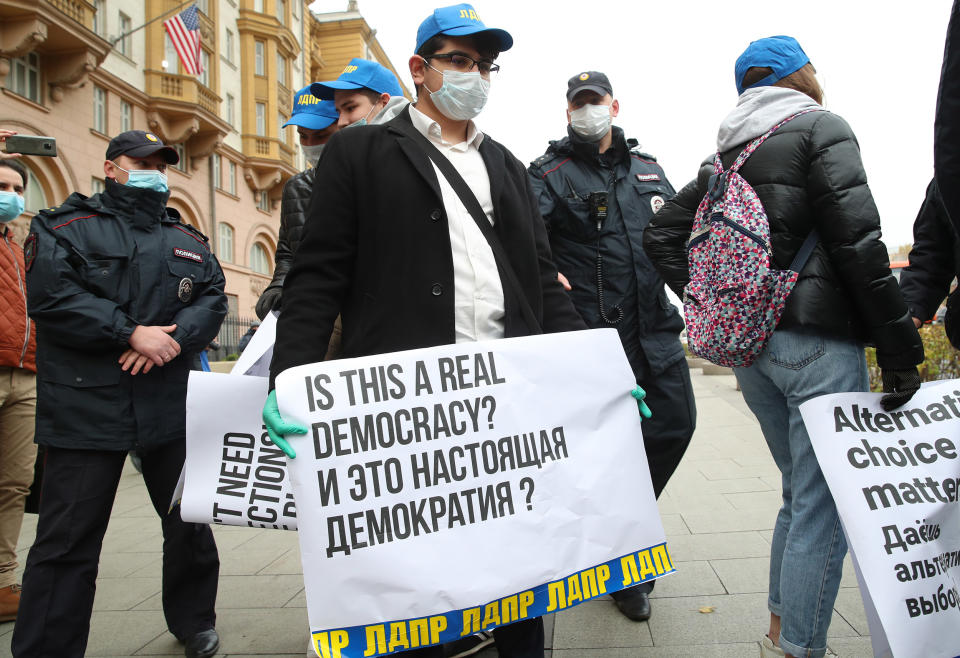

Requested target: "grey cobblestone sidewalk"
[{"left": 0, "top": 368, "right": 874, "bottom": 656}]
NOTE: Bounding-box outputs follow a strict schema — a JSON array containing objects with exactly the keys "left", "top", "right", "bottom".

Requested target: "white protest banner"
[
  {"left": 182, "top": 371, "right": 298, "bottom": 529},
  {"left": 274, "top": 329, "right": 673, "bottom": 658},
  {"left": 800, "top": 380, "right": 960, "bottom": 657},
  {"left": 230, "top": 310, "right": 277, "bottom": 377}
]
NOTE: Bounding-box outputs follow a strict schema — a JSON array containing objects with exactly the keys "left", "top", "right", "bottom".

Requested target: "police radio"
[{"left": 588, "top": 190, "right": 622, "bottom": 325}]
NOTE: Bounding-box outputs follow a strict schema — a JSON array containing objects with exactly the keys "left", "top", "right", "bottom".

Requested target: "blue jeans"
[{"left": 734, "top": 330, "right": 867, "bottom": 658}]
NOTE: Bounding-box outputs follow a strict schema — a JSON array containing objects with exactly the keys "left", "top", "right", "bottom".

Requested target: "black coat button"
[
  {"left": 431, "top": 284, "right": 443, "bottom": 296},
  {"left": 430, "top": 209, "right": 442, "bottom": 222}
]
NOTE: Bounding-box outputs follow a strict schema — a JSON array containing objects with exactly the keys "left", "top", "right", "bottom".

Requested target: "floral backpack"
[{"left": 683, "top": 109, "right": 820, "bottom": 368}]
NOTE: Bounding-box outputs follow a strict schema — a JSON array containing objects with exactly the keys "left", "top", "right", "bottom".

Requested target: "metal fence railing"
[{"left": 213, "top": 314, "right": 259, "bottom": 360}]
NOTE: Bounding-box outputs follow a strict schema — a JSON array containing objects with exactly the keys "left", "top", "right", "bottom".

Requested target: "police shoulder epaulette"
[
  {"left": 630, "top": 147, "right": 658, "bottom": 162},
  {"left": 177, "top": 222, "right": 210, "bottom": 243},
  {"left": 530, "top": 153, "right": 555, "bottom": 170}
]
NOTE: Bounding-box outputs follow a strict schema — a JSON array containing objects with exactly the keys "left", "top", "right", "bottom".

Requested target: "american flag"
[{"left": 163, "top": 5, "right": 203, "bottom": 75}]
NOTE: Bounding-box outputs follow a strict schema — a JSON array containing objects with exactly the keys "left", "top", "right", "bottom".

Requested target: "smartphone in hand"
[{"left": 3, "top": 135, "right": 57, "bottom": 157}]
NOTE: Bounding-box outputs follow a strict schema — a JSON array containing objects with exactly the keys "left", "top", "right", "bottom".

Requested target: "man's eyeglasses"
[{"left": 424, "top": 53, "right": 500, "bottom": 75}]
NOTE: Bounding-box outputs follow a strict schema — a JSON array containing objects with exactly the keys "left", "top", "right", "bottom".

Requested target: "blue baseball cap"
[
  {"left": 735, "top": 35, "right": 810, "bottom": 95},
  {"left": 310, "top": 58, "right": 403, "bottom": 100},
  {"left": 283, "top": 86, "right": 338, "bottom": 130},
  {"left": 415, "top": 3, "right": 513, "bottom": 54}
]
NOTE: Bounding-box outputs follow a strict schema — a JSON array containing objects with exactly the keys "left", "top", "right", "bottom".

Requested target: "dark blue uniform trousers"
[{"left": 12, "top": 439, "right": 219, "bottom": 657}]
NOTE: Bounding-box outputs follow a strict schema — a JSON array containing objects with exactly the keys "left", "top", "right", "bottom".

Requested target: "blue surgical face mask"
[
  {"left": 423, "top": 61, "right": 490, "bottom": 121},
  {"left": 301, "top": 143, "right": 325, "bottom": 167},
  {"left": 0, "top": 191, "right": 25, "bottom": 223},
  {"left": 112, "top": 162, "right": 169, "bottom": 193},
  {"left": 345, "top": 104, "right": 379, "bottom": 129}
]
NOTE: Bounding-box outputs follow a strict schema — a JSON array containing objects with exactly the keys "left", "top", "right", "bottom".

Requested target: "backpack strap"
[
  {"left": 730, "top": 108, "right": 821, "bottom": 173},
  {"left": 788, "top": 229, "right": 820, "bottom": 273}
]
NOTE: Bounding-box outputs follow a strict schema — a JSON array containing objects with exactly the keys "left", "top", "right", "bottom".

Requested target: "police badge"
[{"left": 178, "top": 277, "right": 193, "bottom": 302}]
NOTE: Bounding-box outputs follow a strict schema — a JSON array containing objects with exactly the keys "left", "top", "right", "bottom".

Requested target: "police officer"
[
  {"left": 528, "top": 71, "right": 696, "bottom": 623},
  {"left": 12, "top": 130, "right": 226, "bottom": 658},
  {"left": 255, "top": 88, "right": 339, "bottom": 320}
]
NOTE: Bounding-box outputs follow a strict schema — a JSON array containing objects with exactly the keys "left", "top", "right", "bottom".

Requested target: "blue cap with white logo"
[
  {"left": 283, "top": 86, "right": 338, "bottom": 130},
  {"left": 415, "top": 3, "right": 513, "bottom": 54},
  {"left": 735, "top": 35, "right": 811, "bottom": 95},
  {"left": 310, "top": 58, "right": 403, "bottom": 101}
]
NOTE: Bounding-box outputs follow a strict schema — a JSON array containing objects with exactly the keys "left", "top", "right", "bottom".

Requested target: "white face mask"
[
  {"left": 302, "top": 143, "right": 325, "bottom": 167},
  {"left": 424, "top": 65, "right": 490, "bottom": 121},
  {"left": 569, "top": 103, "right": 612, "bottom": 142}
]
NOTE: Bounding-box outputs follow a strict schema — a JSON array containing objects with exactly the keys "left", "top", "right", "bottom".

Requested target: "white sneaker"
[{"left": 760, "top": 634, "right": 786, "bottom": 658}]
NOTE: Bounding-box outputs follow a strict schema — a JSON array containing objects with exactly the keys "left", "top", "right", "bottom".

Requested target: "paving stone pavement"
[{"left": 0, "top": 368, "right": 873, "bottom": 657}]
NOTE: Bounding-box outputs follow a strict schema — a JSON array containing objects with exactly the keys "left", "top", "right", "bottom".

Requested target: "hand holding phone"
[
  {"left": 0, "top": 130, "right": 21, "bottom": 161},
  {"left": 2, "top": 132, "right": 57, "bottom": 157}
]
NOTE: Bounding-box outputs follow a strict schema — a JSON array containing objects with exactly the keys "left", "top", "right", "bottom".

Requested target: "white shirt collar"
[{"left": 409, "top": 105, "right": 484, "bottom": 151}]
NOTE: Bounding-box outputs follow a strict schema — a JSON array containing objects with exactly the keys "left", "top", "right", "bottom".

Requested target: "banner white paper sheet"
[
  {"left": 183, "top": 371, "right": 298, "bottom": 529},
  {"left": 800, "top": 380, "right": 960, "bottom": 658},
  {"left": 230, "top": 310, "right": 277, "bottom": 377},
  {"left": 274, "top": 329, "right": 672, "bottom": 657}
]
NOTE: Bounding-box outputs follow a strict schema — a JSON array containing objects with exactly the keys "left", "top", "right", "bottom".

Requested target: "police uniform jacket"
[
  {"left": 528, "top": 126, "right": 684, "bottom": 379},
  {"left": 26, "top": 180, "right": 227, "bottom": 451},
  {"left": 270, "top": 105, "right": 585, "bottom": 387}
]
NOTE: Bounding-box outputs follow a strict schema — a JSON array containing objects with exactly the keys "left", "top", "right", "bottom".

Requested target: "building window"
[
  {"left": 277, "top": 112, "right": 287, "bottom": 143},
  {"left": 224, "top": 29, "right": 235, "bottom": 63},
  {"left": 212, "top": 153, "right": 221, "bottom": 189},
  {"left": 276, "top": 53, "right": 286, "bottom": 87},
  {"left": 196, "top": 0, "right": 209, "bottom": 14},
  {"left": 118, "top": 12, "right": 132, "bottom": 57},
  {"left": 23, "top": 165, "right": 46, "bottom": 214},
  {"left": 292, "top": 0, "right": 299, "bottom": 20},
  {"left": 254, "top": 41, "right": 265, "bottom": 75},
  {"left": 226, "top": 93, "right": 235, "bottom": 128},
  {"left": 218, "top": 224, "right": 234, "bottom": 263},
  {"left": 255, "top": 102, "right": 266, "bottom": 136},
  {"left": 92, "top": 0, "right": 105, "bottom": 35},
  {"left": 258, "top": 191, "right": 270, "bottom": 212},
  {"left": 6, "top": 53, "right": 42, "bottom": 103},
  {"left": 93, "top": 86, "right": 106, "bottom": 133},
  {"left": 164, "top": 33, "right": 178, "bottom": 72},
  {"left": 228, "top": 161, "right": 236, "bottom": 195},
  {"left": 250, "top": 243, "right": 270, "bottom": 274},
  {"left": 172, "top": 143, "right": 187, "bottom": 171},
  {"left": 120, "top": 101, "right": 132, "bottom": 132},
  {"left": 199, "top": 50, "right": 210, "bottom": 86},
  {"left": 91, "top": 177, "right": 105, "bottom": 196},
  {"left": 276, "top": 0, "right": 286, "bottom": 25},
  {"left": 254, "top": 0, "right": 264, "bottom": 12}
]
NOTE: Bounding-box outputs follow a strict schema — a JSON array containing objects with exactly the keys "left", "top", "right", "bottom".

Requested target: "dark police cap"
[
  {"left": 566, "top": 71, "right": 613, "bottom": 102},
  {"left": 106, "top": 130, "right": 179, "bottom": 165}
]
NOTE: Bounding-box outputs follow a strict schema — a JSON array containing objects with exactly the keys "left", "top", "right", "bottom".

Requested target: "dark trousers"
[
  {"left": 404, "top": 617, "right": 544, "bottom": 657},
  {"left": 627, "top": 356, "right": 696, "bottom": 596},
  {"left": 12, "top": 440, "right": 219, "bottom": 657}
]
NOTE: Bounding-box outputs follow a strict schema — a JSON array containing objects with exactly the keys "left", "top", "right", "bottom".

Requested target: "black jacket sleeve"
[
  {"left": 269, "top": 135, "right": 357, "bottom": 388},
  {"left": 642, "top": 161, "right": 712, "bottom": 297},
  {"left": 171, "top": 254, "right": 227, "bottom": 354},
  {"left": 936, "top": 0, "right": 960, "bottom": 235},
  {"left": 26, "top": 217, "right": 137, "bottom": 350},
  {"left": 899, "top": 180, "right": 957, "bottom": 322},
  {"left": 806, "top": 113, "right": 924, "bottom": 369}
]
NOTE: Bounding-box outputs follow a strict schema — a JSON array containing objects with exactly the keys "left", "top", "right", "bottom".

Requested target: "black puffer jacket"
[
  {"left": 643, "top": 110, "right": 924, "bottom": 370},
  {"left": 900, "top": 179, "right": 960, "bottom": 322},
  {"left": 256, "top": 167, "right": 315, "bottom": 319}
]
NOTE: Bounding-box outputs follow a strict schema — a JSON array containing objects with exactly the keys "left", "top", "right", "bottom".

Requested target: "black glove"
[
  {"left": 880, "top": 368, "right": 921, "bottom": 411},
  {"left": 255, "top": 287, "right": 281, "bottom": 320}
]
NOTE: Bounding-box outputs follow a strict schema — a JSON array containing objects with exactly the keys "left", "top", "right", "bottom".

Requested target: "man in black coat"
[
  {"left": 12, "top": 131, "right": 226, "bottom": 658},
  {"left": 528, "top": 71, "right": 695, "bottom": 624},
  {"left": 265, "top": 5, "right": 584, "bottom": 657},
  {"left": 936, "top": 0, "right": 960, "bottom": 233},
  {"left": 900, "top": 179, "right": 960, "bottom": 347}
]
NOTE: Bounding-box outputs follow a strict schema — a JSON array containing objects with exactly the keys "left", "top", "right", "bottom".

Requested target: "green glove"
[
  {"left": 631, "top": 386, "right": 653, "bottom": 420},
  {"left": 262, "top": 390, "right": 307, "bottom": 458}
]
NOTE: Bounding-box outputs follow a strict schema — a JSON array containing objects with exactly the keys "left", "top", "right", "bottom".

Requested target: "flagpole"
[{"left": 110, "top": 0, "right": 195, "bottom": 47}]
